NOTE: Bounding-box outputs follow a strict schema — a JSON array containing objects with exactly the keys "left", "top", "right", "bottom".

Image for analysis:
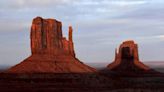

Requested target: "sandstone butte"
[
  {"left": 7, "top": 17, "right": 96, "bottom": 73},
  {"left": 107, "top": 40, "right": 150, "bottom": 71}
]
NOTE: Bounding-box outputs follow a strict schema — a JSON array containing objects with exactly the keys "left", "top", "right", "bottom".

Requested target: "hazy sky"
[{"left": 0, "top": 0, "right": 164, "bottom": 66}]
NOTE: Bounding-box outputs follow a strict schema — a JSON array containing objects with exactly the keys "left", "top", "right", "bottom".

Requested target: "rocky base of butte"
[{"left": 7, "top": 17, "right": 96, "bottom": 73}]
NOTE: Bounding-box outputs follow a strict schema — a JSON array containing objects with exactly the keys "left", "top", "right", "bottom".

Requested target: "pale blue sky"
[{"left": 0, "top": 0, "right": 164, "bottom": 66}]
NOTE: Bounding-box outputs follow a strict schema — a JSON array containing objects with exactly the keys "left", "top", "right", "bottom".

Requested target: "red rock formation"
[
  {"left": 8, "top": 17, "right": 96, "bottom": 73},
  {"left": 68, "top": 26, "right": 75, "bottom": 57},
  {"left": 61, "top": 26, "right": 75, "bottom": 57},
  {"left": 107, "top": 40, "right": 150, "bottom": 71},
  {"left": 30, "top": 17, "right": 74, "bottom": 56}
]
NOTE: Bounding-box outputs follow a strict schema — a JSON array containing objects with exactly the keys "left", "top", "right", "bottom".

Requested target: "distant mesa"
[
  {"left": 107, "top": 40, "right": 151, "bottom": 72},
  {"left": 7, "top": 17, "right": 96, "bottom": 73}
]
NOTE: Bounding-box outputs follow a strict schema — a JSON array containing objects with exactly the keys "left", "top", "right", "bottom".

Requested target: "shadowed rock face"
[
  {"left": 7, "top": 17, "right": 96, "bottom": 73},
  {"left": 107, "top": 40, "right": 150, "bottom": 71}
]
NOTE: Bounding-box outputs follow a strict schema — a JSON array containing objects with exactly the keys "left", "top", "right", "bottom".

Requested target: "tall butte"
[
  {"left": 107, "top": 40, "right": 150, "bottom": 72},
  {"left": 8, "top": 17, "right": 96, "bottom": 73}
]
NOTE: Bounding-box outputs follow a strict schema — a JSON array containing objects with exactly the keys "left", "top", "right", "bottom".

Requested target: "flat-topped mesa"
[
  {"left": 31, "top": 17, "right": 75, "bottom": 56},
  {"left": 107, "top": 40, "right": 150, "bottom": 71}
]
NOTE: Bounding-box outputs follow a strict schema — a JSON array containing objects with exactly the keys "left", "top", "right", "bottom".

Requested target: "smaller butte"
[{"left": 107, "top": 40, "right": 150, "bottom": 71}]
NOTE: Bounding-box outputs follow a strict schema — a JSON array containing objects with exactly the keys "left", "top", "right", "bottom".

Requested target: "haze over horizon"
[{"left": 0, "top": 0, "right": 164, "bottom": 66}]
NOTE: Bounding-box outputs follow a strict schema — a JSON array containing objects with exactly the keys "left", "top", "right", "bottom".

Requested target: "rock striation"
[
  {"left": 107, "top": 40, "right": 150, "bottom": 71},
  {"left": 31, "top": 17, "right": 75, "bottom": 56},
  {"left": 8, "top": 17, "right": 96, "bottom": 73}
]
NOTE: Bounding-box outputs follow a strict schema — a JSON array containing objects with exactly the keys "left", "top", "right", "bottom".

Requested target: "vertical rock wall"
[{"left": 31, "top": 17, "right": 75, "bottom": 56}]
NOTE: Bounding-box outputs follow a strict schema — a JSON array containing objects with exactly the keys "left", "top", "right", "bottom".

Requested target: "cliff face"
[
  {"left": 8, "top": 17, "right": 96, "bottom": 73},
  {"left": 107, "top": 40, "right": 150, "bottom": 71},
  {"left": 31, "top": 17, "right": 75, "bottom": 56}
]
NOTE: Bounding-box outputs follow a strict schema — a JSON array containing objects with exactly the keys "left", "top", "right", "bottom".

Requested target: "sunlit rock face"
[
  {"left": 31, "top": 17, "right": 75, "bottom": 56},
  {"left": 8, "top": 17, "right": 96, "bottom": 73},
  {"left": 107, "top": 40, "right": 150, "bottom": 71}
]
